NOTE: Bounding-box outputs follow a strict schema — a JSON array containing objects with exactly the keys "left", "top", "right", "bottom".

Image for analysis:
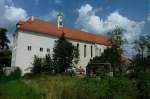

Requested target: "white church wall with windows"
[
  {"left": 11, "top": 29, "right": 106, "bottom": 74},
  {"left": 11, "top": 14, "right": 108, "bottom": 75}
]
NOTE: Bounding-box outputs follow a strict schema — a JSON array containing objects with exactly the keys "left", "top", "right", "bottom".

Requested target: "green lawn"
[{"left": 0, "top": 75, "right": 138, "bottom": 99}]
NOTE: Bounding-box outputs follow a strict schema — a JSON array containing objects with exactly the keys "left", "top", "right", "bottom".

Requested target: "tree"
[
  {"left": 42, "top": 53, "right": 54, "bottom": 73},
  {"left": 53, "top": 33, "right": 79, "bottom": 73},
  {"left": 105, "top": 27, "right": 126, "bottom": 76},
  {"left": 87, "top": 27, "right": 126, "bottom": 77},
  {"left": 108, "top": 27, "right": 125, "bottom": 48},
  {"left": 132, "top": 36, "right": 150, "bottom": 74},
  {"left": 0, "top": 28, "right": 10, "bottom": 50},
  {"left": 31, "top": 55, "right": 43, "bottom": 75},
  {"left": 0, "top": 28, "right": 11, "bottom": 72},
  {"left": 132, "top": 35, "right": 150, "bottom": 99}
]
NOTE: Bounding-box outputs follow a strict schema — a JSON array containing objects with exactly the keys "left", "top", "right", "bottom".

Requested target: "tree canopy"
[
  {"left": 0, "top": 28, "right": 11, "bottom": 72},
  {"left": 53, "top": 33, "right": 79, "bottom": 73},
  {"left": 0, "top": 28, "right": 10, "bottom": 50}
]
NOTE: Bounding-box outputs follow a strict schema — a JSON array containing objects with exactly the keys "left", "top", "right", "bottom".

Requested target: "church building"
[{"left": 11, "top": 13, "right": 110, "bottom": 74}]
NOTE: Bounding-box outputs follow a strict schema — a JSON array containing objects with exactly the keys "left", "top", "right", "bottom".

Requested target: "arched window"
[
  {"left": 99, "top": 49, "right": 101, "bottom": 56},
  {"left": 91, "top": 45, "right": 93, "bottom": 57},
  {"left": 84, "top": 45, "right": 86, "bottom": 57},
  {"left": 77, "top": 43, "right": 79, "bottom": 50}
]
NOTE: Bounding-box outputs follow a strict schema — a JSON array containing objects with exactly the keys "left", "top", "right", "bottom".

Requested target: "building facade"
[{"left": 11, "top": 15, "right": 110, "bottom": 74}]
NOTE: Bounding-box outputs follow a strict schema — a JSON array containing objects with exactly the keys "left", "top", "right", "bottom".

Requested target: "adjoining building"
[{"left": 11, "top": 13, "right": 110, "bottom": 74}]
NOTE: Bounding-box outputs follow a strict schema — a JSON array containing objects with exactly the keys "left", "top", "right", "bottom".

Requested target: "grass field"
[{"left": 0, "top": 75, "right": 138, "bottom": 99}]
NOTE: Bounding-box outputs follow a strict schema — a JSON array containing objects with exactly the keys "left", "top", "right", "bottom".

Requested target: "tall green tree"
[
  {"left": 31, "top": 55, "right": 43, "bottom": 75},
  {"left": 0, "top": 28, "right": 11, "bottom": 72},
  {"left": 53, "top": 33, "right": 79, "bottom": 73},
  {"left": 132, "top": 36, "right": 150, "bottom": 74},
  {"left": 107, "top": 27, "right": 126, "bottom": 76},
  {"left": 42, "top": 53, "right": 54, "bottom": 73},
  {"left": 90, "top": 46, "right": 123, "bottom": 77},
  {"left": 0, "top": 28, "right": 10, "bottom": 50},
  {"left": 87, "top": 27, "right": 126, "bottom": 76},
  {"left": 132, "top": 35, "right": 150, "bottom": 99}
]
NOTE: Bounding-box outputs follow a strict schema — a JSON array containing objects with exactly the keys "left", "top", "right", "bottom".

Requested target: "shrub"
[
  {"left": 23, "top": 73, "right": 34, "bottom": 79},
  {"left": 136, "top": 72, "right": 150, "bottom": 99},
  {"left": 108, "top": 77, "right": 138, "bottom": 99},
  {"left": 31, "top": 54, "right": 55, "bottom": 76},
  {"left": 31, "top": 55, "right": 42, "bottom": 75},
  {"left": 10, "top": 67, "right": 21, "bottom": 79},
  {"left": 0, "top": 67, "right": 21, "bottom": 82},
  {"left": 42, "top": 54, "right": 54, "bottom": 74}
]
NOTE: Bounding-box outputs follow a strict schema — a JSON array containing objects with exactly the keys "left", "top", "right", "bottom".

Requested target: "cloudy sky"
[{"left": 0, "top": 0, "right": 150, "bottom": 56}]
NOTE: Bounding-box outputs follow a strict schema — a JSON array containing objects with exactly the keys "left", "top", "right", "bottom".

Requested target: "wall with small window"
[
  {"left": 70, "top": 40, "right": 107, "bottom": 70},
  {"left": 13, "top": 30, "right": 107, "bottom": 74},
  {"left": 14, "top": 30, "right": 58, "bottom": 74}
]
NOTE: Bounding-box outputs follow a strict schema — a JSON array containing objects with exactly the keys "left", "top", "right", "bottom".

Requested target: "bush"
[
  {"left": 136, "top": 72, "right": 150, "bottom": 99},
  {"left": 42, "top": 54, "right": 54, "bottom": 74},
  {"left": 23, "top": 73, "right": 34, "bottom": 79},
  {"left": 108, "top": 77, "right": 138, "bottom": 99},
  {"left": 31, "top": 55, "right": 43, "bottom": 75},
  {"left": 10, "top": 67, "right": 21, "bottom": 79},
  {"left": 0, "top": 67, "right": 21, "bottom": 82}
]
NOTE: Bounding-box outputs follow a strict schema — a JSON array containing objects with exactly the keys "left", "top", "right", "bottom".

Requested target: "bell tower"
[{"left": 57, "top": 12, "right": 63, "bottom": 29}]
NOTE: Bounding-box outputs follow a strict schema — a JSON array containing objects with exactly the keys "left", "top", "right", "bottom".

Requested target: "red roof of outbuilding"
[
  {"left": 121, "top": 56, "right": 132, "bottom": 65},
  {"left": 17, "top": 18, "right": 110, "bottom": 45}
]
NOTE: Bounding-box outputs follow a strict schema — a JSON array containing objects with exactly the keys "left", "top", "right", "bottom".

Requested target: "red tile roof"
[
  {"left": 121, "top": 56, "right": 132, "bottom": 65},
  {"left": 17, "top": 17, "right": 110, "bottom": 45}
]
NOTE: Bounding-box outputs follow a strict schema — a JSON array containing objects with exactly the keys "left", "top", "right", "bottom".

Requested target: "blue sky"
[
  {"left": 0, "top": 0, "right": 149, "bottom": 34},
  {"left": 0, "top": 0, "right": 150, "bottom": 56},
  {"left": 13, "top": 0, "right": 149, "bottom": 30}
]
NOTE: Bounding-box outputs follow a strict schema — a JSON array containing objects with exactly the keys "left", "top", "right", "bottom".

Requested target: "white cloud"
[
  {"left": 55, "top": 0, "right": 62, "bottom": 4},
  {"left": 4, "top": 6, "right": 27, "bottom": 22},
  {"left": 76, "top": 4, "right": 145, "bottom": 57},
  {"left": 0, "top": 0, "right": 28, "bottom": 48},
  {"left": 41, "top": 10, "right": 59, "bottom": 21},
  {"left": 49, "top": 10, "right": 59, "bottom": 20},
  {"left": 0, "top": 0, "right": 27, "bottom": 29},
  {"left": 147, "top": 13, "right": 150, "bottom": 21}
]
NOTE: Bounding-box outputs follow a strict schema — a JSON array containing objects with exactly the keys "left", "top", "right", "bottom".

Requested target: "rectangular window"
[
  {"left": 40, "top": 47, "right": 43, "bottom": 52},
  {"left": 84, "top": 45, "right": 86, "bottom": 57},
  {"left": 91, "top": 46, "right": 93, "bottom": 57},
  {"left": 27, "top": 46, "right": 31, "bottom": 51},
  {"left": 47, "top": 48, "right": 50, "bottom": 52},
  {"left": 99, "top": 49, "right": 101, "bottom": 56}
]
